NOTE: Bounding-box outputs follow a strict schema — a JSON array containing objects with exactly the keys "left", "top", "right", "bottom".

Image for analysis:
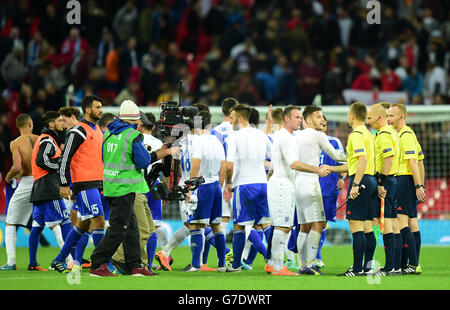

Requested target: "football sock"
[
  {"left": 364, "top": 231, "right": 377, "bottom": 271},
  {"left": 51, "top": 225, "right": 64, "bottom": 248},
  {"left": 306, "top": 230, "right": 321, "bottom": 266},
  {"left": 55, "top": 226, "right": 84, "bottom": 262},
  {"left": 271, "top": 229, "right": 288, "bottom": 272},
  {"left": 5, "top": 225, "right": 17, "bottom": 265},
  {"left": 28, "top": 226, "right": 43, "bottom": 266},
  {"left": 352, "top": 231, "right": 366, "bottom": 273},
  {"left": 316, "top": 228, "right": 327, "bottom": 260},
  {"left": 214, "top": 232, "right": 226, "bottom": 267},
  {"left": 296, "top": 232, "right": 308, "bottom": 269},
  {"left": 413, "top": 230, "right": 421, "bottom": 264},
  {"left": 400, "top": 227, "right": 418, "bottom": 266},
  {"left": 163, "top": 225, "right": 189, "bottom": 256},
  {"left": 202, "top": 227, "right": 215, "bottom": 264},
  {"left": 91, "top": 229, "right": 105, "bottom": 247},
  {"left": 394, "top": 233, "right": 402, "bottom": 270},
  {"left": 383, "top": 233, "right": 395, "bottom": 271},
  {"left": 147, "top": 232, "right": 157, "bottom": 267},
  {"left": 74, "top": 232, "right": 90, "bottom": 264},
  {"left": 248, "top": 228, "right": 268, "bottom": 258},
  {"left": 156, "top": 226, "right": 168, "bottom": 248},
  {"left": 190, "top": 230, "right": 204, "bottom": 269},
  {"left": 232, "top": 230, "right": 246, "bottom": 269}
]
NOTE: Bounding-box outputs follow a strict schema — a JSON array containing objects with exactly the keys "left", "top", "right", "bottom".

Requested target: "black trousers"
[{"left": 90, "top": 193, "right": 141, "bottom": 270}]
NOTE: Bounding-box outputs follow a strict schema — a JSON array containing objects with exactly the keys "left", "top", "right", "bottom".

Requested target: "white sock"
[
  {"left": 163, "top": 225, "right": 190, "bottom": 256},
  {"left": 220, "top": 221, "right": 229, "bottom": 236},
  {"left": 297, "top": 232, "right": 308, "bottom": 269},
  {"left": 306, "top": 230, "right": 322, "bottom": 266},
  {"left": 156, "top": 227, "right": 168, "bottom": 248},
  {"left": 51, "top": 225, "right": 64, "bottom": 248},
  {"left": 271, "top": 229, "right": 288, "bottom": 272},
  {"left": 5, "top": 226, "right": 16, "bottom": 266}
]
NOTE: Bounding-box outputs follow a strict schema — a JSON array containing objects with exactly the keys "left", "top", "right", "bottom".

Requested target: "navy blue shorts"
[
  {"left": 233, "top": 183, "right": 270, "bottom": 226},
  {"left": 346, "top": 175, "right": 377, "bottom": 221},
  {"left": 32, "top": 199, "right": 70, "bottom": 228},
  {"left": 396, "top": 175, "right": 418, "bottom": 218},
  {"left": 74, "top": 188, "right": 104, "bottom": 221},
  {"left": 381, "top": 176, "right": 398, "bottom": 219},
  {"left": 188, "top": 181, "right": 223, "bottom": 225}
]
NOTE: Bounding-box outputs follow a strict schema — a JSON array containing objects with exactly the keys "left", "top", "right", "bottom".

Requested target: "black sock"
[
  {"left": 352, "top": 231, "right": 366, "bottom": 273},
  {"left": 394, "top": 233, "right": 402, "bottom": 270},
  {"left": 383, "top": 233, "right": 395, "bottom": 271},
  {"left": 364, "top": 231, "right": 376, "bottom": 271},
  {"left": 400, "top": 227, "right": 418, "bottom": 266},
  {"left": 413, "top": 231, "right": 421, "bottom": 264}
]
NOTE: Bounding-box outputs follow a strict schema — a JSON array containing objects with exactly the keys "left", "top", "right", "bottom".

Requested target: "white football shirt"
[
  {"left": 227, "top": 126, "right": 272, "bottom": 188},
  {"left": 294, "top": 128, "right": 347, "bottom": 178},
  {"left": 177, "top": 133, "right": 198, "bottom": 184},
  {"left": 270, "top": 128, "right": 298, "bottom": 183},
  {"left": 192, "top": 134, "right": 225, "bottom": 184}
]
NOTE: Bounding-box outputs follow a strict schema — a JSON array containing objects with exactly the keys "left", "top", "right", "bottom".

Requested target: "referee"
[
  {"left": 387, "top": 103, "right": 426, "bottom": 275},
  {"left": 331, "top": 102, "right": 378, "bottom": 276},
  {"left": 367, "top": 103, "right": 400, "bottom": 275}
]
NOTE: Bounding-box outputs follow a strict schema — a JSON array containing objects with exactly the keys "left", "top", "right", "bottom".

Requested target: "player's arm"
[
  {"left": 318, "top": 132, "right": 347, "bottom": 162},
  {"left": 5, "top": 141, "right": 21, "bottom": 183},
  {"left": 290, "top": 160, "right": 330, "bottom": 177},
  {"left": 190, "top": 158, "right": 200, "bottom": 179},
  {"left": 418, "top": 159, "right": 425, "bottom": 186},
  {"left": 350, "top": 155, "right": 367, "bottom": 199},
  {"left": 409, "top": 158, "right": 426, "bottom": 202},
  {"left": 219, "top": 160, "right": 226, "bottom": 188},
  {"left": 225, "top": 134, "right": 236, "bottom": 192},
  {"left": 329, "top": 163, "right": 348, "bottom": 173},
  {"left": 36, "top": 138, "right": 60, "bottom": 171}
]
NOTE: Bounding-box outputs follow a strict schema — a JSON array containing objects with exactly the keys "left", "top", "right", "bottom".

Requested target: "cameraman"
[
  {"left": 184, "top": 111, "right": 227, "bottom": 272},
  {"left": 90, "top": 100, "right": 176, "bottom": 277}
]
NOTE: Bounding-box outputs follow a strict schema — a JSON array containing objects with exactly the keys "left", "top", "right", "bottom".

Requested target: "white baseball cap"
[{"left": 118, "top": 100, "right": 140, "bottom": 120}]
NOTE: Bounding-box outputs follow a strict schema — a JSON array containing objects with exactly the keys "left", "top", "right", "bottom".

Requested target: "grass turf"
[{"left": 1, "top": 245, "right": 449, "bottom": 290}]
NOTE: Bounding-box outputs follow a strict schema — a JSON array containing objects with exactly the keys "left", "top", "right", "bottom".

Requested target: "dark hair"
[
  {"left": 98, "top": 112, "right": 115, "bottom": 129},
  {"left": 230, "top": 104, "right": 251, "bottom": 121},
  {"left": 16, "top": 113, "right": 31, "bottom": 129},
  {"left": 249, "top": 108, "right": 260, "bottom": 126},
  {"left": 302, "top": 105, "right": 322, "bottom": 121},
  {"left": 198, "top": 110, "right": 212, "bottom": 129},
  {"left": 43, "top": 111, "right": 60, "bottom": 128},
  {"left": 283, "top": 105, "right": 300, "bottom": 118},
  {"left": 142, "top": 112, "right": 156, "bottom": 131},
  {"left": 59, "top": 106, "right": 81, "bottom": 120},
  {"left": 221, "top": 98, "right": 239, "bottom": 117},
  {"left": 192, "top": 102, "right": 210, "bottom": 113},
  {"left": 349, "top": 102, "right": 367, "bottom": 121},
  {"left": 81, "top": 95, "right": 101, "bottom": 113}
]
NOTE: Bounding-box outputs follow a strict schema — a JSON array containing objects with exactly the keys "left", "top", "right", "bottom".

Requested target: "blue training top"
[{"left": 319, "top": 136, "right": 344, "bottom": 197}]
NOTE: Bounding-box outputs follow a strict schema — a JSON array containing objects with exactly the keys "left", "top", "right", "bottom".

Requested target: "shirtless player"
[{"left": 1, "top": 114, "right": 38, "bottom": 270}]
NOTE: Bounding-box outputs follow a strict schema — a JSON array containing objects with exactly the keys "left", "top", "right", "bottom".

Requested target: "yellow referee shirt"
[
  {"left": 397, "top": 125, "right": 424, "bottom": 176},
  {"left": 374, "top": 125, "right": 400, "bottom": 175},
  {"left": 346, "top": 125, "right": 376, "bottom": 176}
]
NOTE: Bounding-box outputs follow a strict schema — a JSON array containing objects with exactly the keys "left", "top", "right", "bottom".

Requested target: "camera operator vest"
[{"left": 103, "top": 128, "right": 149, "bottom": 197}]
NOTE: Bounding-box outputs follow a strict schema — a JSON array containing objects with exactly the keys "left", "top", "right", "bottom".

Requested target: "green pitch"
[{"left": 1, "top": 245, "right": 449, "bottom": 290}]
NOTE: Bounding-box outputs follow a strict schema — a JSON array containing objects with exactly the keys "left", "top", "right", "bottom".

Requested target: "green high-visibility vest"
[{"left": 103, "top": 127, "right": 149, "bottom": 197}]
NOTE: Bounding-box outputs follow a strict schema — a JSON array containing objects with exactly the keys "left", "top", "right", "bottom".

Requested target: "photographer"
[{"left": 90, "top": 100, "right": 176, "bottom": 277}]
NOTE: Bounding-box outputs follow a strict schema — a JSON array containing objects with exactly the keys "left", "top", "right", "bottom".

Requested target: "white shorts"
[
  {"left": 5, "top": 176, "right": 34, "bottom": 226},
  {"left": 294, "top": 176, "right": 326, "bottom": 225},
  {"left": 267, "top": 177, "right": 295, "bottom": 227},
  {"left": 221, "top": 185, "right": 233, "bottom": 218}
]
